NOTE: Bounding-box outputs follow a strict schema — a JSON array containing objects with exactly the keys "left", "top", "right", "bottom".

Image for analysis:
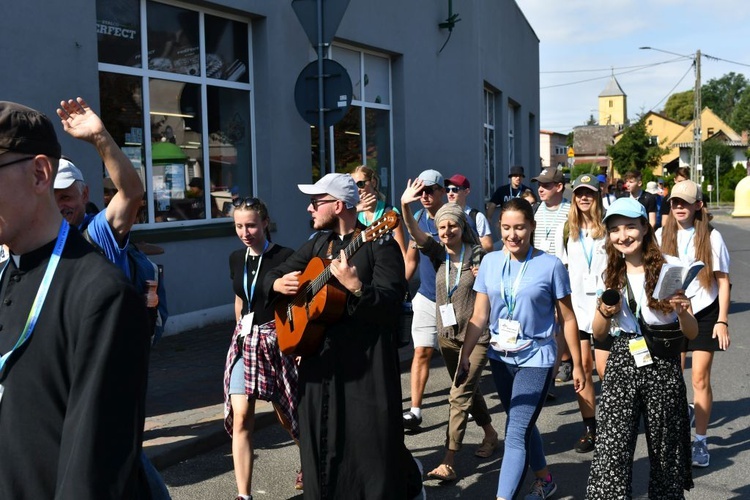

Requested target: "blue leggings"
[{"left": 490, "top": 359, "right": 553, "bottom": 499}]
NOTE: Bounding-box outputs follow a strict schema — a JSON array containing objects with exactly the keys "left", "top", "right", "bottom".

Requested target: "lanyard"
[
  {"left": 0, "top": 220, "right": 70, "bottom": 377},
  {"left": 499, "top": 246, "right": 533, "bottom": 320},
  {"left": 682, "top": 228, "right": 695, "bottom": 256},
  {"left": 579, "top": 230, "right": 593, "bottom": 272},
  {"left": 445, "top": 244, "right": 465, "bottom": 299},
  {"left": 243, "top": 240, "right": 269, "bottom": 307}
]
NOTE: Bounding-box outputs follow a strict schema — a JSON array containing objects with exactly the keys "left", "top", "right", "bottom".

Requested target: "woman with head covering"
[
  {"left": 586, "top": 197, "right": 697, "bottom": 498},
  {"left": 400, "top": 182, "right": 500, "bottom": 483}
]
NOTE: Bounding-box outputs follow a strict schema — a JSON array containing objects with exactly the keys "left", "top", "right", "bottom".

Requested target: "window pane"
[
  {"left": 333, "top": 47, "right": 361, "bottom": 101},
  {"left": 207, "top": 87, "right": 252, "bottom": 217},
  {"left": 149, "top": 79, "right": 204, "bottom": 222},
  {"left": 333, "top": 106, "right": 362, "bottom": 173},
  {"left": 99, "top": 72, "right": 146, "bottom": 221},
  {"left": 147, "top": 2, "right": 200, "bottom": 76},
  {"left": 364, "top": 108, "right": 391, "bottom": 190},
  {"left": 97, "top": 0, "right": 141, "bottom": 67},
  {"left": 205, "top": 15, "right": 249, "bottom": 82},
  {"left": 363, "top": 54, "right": 389, "bottom": 105}
]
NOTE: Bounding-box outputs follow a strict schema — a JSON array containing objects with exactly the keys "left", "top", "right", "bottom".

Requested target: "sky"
[{"left": 516, "top": 0, "right": 750, "bottom": 134}]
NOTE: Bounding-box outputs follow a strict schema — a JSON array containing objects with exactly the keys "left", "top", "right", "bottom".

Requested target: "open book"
[{"left": 652, "top": 259, "right": 704, "bottom": 300}]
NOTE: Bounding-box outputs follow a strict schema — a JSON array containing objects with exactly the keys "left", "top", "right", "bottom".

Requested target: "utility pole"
[{"left": 692, "top": 49, "right": 702, "bottom": 183}]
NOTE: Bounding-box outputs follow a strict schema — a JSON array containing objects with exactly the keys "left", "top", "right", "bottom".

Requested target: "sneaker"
[
  {"left": 574, "top": 430, "right": 595, "bottom": 453},
  {"left": 295, "top": 470, "right": 304, "bottom": 490},
  {"left": 692, "top": 440, "right": 710, "bottom": 468},
  {"left": 524, "top": 476, "right": 558, "bottom": 499},
  {"left": 403, "top": 410, "right": 423, "bottom": 430},
  {"left": 688, "top": 403, "right": 695, "bottom": 428},
  {"left": 555, "top": 360, "right": 572, "bottom": 383}
]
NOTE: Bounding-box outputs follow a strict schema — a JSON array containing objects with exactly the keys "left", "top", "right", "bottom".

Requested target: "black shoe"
[
  {"left": 575, "top": 430, "right": 595, "bottom": 453},
  {"left": 403, "top": 410, "right": 422, "bottom": 430}
]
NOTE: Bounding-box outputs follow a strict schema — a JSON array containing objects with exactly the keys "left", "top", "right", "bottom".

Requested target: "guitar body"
[{"left": 275, "top": 257, "right": 347, "bottom": 356}]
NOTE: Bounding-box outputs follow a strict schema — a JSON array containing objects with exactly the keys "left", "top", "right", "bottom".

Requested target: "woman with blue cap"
[{"left": 586, "top": 197, "right": 697, "bottom": 499}]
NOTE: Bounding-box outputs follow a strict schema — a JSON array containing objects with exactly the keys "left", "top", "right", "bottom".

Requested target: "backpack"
[{"left": 82, "top": 226, "right": 169, "bottom": 345}]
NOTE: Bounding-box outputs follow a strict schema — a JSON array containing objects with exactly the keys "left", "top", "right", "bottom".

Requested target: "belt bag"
[{"left": 637, "top": 319, "right": 685, "bottom": 358}]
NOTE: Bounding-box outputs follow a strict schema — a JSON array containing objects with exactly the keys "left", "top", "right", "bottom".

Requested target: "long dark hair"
[{"left": 603, "top": 216, "right": 673, "bottom": 314}]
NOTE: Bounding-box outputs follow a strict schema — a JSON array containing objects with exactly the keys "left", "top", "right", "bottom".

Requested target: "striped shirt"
[{"left": 533, "top": 199, "right": 571, "bottom": 255}]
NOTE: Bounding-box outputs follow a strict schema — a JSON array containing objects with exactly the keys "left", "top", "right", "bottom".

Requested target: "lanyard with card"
[
  {"left": 580, "top": 231, "right": 598, "bottom": 294},
  {"left": 625, "top": 277, "right": 653, "bottom": 365},
  {"left": 440, "top": 245, "right": 465, "bottom": 327},
  {"left": 239, "top": 240, "right": 269, "bottom": 336},
  {"left": 496, "top": 247, "right": 532, "bottom": 345}
]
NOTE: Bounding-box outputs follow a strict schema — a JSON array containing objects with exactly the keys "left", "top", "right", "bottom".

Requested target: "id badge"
[
  {"left": 498, "top": 318, "right": 521, "bottom": 344},
  {"left": 629, "top": 336, "right": 653, "bottom": 367},
  {"left": 239, "top": 312, "right": 254, "bottom": 337},
  {"left": 439, "top": 303, "right": 457, "bottom": 327},
  {"left": 583, "top": 274, "right": 598, "bottom": 295}
]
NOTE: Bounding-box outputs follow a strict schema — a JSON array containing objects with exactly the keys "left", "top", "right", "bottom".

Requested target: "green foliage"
[
  {"left": 702, "top": 72, "right": 748, "bottom": 123},
  {"left": 700, "top": 139, "right": 734, "bottom": 182},
  {"left": 585, "top": 114, "right": 597, "bottom": 126},
  {"left": 700, "top": 155, "right": 746, "bottom": 203},
  {"left": 607, "top": 118, "right": 670, "bottom": 175},
  {"left": 570, "top": 162, "right": 600, "bottom": 180},
  {"left": 663, "top": 90, "right": 694, "bottom": 122},
  {"left": 730, "top": 86, "right": 750, "bottom": 133},
  {"left": 566, "top": 132, "right": 575, "bottom": 147}
]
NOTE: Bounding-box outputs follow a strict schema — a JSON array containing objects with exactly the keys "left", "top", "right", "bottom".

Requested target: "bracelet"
[
  {"left": 716, "top": 321, "right": 729, "bottom": 327},
  {"left": 598, "top": 307, "right": 614, "bottom": 320}
]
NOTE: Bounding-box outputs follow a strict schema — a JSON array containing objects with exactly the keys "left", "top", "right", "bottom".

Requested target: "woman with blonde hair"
[
  {"left": 351, "top": 165, "right": 407, "bottom": 258},
  {"left": 656, "top": 180, "right": 730, "bottom": 468}
]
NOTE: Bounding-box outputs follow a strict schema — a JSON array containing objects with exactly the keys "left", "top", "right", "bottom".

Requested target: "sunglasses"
[
  {"left": 418, "top": 185, "right": 440, "bottom": 197},
  {"left": 232, "top": 197, "right": 261, "bottom": 208},
  {"left": 310, "top": 198, "right": 338, "bottom": 210},
  {"left": 445, "top": 186, "right": 464, "bottom": 194},
  {"left": 0, "top": 156, "right": 34, "bottom": 169},
  {"left": 355, "top": 180, "right": 370, "bottom": 189}
]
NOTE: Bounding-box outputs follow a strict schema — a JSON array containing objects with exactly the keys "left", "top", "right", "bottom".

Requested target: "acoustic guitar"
[{"left": 275, "top": 210, "right": 400, "bottom": 356}]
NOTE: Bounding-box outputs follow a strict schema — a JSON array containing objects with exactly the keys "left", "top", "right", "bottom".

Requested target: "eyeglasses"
[
  {"left": 355, "top": 180, "right": 370, "bottom": 189},
  {"left": 0, "top": 156, "right": 34, "bottom": 169},
  {"left": 232, "top": 197, "right": 261, "bottom": 208},
  {"left": 418, "top": 185, "right": 439, "bottom": 197},
  {"left": 445, "top": 186, "right": 464, "bottom": 194},
  {"left": 310, "top": 198, "right": 338, "bottom": 210}
]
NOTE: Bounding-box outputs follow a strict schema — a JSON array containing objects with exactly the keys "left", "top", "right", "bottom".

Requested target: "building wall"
[
  {"left": 3, "top": 0, "right": 539, "bottom": 334},
  {"left": 598, "top": 94, "right": 626, "bottom": 126}
]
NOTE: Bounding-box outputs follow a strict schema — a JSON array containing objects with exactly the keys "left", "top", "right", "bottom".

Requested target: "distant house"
[
  {"left": 599, "top": 75, "right": 628, "bottom": 128},
  {"left": 540, "top": 130, "right": 568, "bottom": 169},
  {"left": 572, "top": 125, "right": 616, "bottom": 172}
]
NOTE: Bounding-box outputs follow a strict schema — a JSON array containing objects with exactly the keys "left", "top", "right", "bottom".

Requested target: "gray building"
[{"left": 1, "top": 0, "right": 539, "bottom": 334}]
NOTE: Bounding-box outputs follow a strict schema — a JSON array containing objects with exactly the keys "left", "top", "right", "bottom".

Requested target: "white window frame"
[
  {"left": 97, "top": 0, "right": 255, "bottom": 228},
  {"left": 483, "top": 87, "right": 496, "bottom": 200}
]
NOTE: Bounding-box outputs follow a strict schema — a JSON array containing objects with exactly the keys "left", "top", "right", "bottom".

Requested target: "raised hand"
[
  {"left": 401, "top": 178, "right": 425, "bottom": 206},
  {"left": 56, "top": 97, "right": 107, "bottom": 144}
]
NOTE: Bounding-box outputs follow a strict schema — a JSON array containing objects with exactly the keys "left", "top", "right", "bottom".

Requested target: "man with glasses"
[
  {"left": 265, "top": 173, "right": 422, "bottom": 499},
  {"left": 444, "top": 173, "right": 493, "bottom": 252},
  {"left": 402, "top": 169, "right": 445, "bottom": 431},
  {"left": 0, "top": 101, "right": 151, "bottom": 498}
]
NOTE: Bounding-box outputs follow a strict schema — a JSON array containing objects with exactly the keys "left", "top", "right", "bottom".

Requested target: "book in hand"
[{"left": 652, "top": 258, "right": 704, "bottom": 300}]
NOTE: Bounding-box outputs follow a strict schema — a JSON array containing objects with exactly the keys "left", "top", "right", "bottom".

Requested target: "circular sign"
[{"left": 294, "top": 59, "right": 353, "bottom": 128}]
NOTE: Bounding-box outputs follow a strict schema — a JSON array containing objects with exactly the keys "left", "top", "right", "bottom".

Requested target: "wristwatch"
[{"left": 352, "top": 287, "right": 363, "bottom": 298}]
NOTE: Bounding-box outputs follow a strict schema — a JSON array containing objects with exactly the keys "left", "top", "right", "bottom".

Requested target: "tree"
[
  {"left": 700, "top": 139, "right": 734, "bottom": 189},
  {"left": 566, "top": 132, "right": 574, "bottom": 147},
  {"left": 607, "top": 118, "right": 670, "bottom": 175},
  {"left": 663, "top": 90, "right": 694, "bottom": 122},
  {"left": 701, "top": 72, "right": 748, "bottom": 124},
  {"left": 585, "top": 114, "right": 597, "bottom": 126},
  {"left": 730, "top": 86, "right": 750, "bottom": 133}
]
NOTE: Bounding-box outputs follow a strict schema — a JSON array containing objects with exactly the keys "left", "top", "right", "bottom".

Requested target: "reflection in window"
[
  {"left": 147, "top": 3, "right": 200, "bottom": 76},
  {"left": 333, "top": 107, "right": 362, "bottom": 172},
  {"left": 97, "top": 0, "right": 253, "bottom": 226},
  {"left": 483, "top": 88, "right": 496, "bottom": 200}
]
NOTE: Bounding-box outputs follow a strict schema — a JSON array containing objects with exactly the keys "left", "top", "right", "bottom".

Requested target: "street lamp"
[{"left": 640, "top": 46, "right": 703, "bottom": 182}]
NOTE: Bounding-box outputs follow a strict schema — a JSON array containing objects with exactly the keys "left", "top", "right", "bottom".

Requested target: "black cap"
[
  {"left": 509, "top": 166, "right": 525, "bottom": 178},
  {"left": 0, "top": 101, "right": 61, "bottom": 159}
]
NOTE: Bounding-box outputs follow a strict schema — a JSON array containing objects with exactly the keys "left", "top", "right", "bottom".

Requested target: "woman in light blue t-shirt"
[{"left": 460, "top": 198, "right": 584, "bottom": 500}]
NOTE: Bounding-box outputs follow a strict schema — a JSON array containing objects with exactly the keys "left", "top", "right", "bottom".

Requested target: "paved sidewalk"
[{"left": 143, "top": 321, "right": 416, "bottom": 470}]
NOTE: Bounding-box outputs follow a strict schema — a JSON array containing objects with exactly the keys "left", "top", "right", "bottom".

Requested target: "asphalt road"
[{"left": 163, "top": 217, "right": 750, "bottom": 499}]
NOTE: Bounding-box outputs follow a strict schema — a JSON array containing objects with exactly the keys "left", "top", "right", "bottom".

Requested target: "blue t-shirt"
[
  {"left": 80, "top": 211, "right": 130, "bottom": 276},
  {"left": 474, "top": 249, "right": 571, "bottom": 367},
  {"left": 415, "top": 209, "right": 440, "bottom": 301}
]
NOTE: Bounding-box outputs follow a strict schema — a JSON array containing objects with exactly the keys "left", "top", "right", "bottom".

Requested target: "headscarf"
[{"left": 434, "top": 202, "right": 479, "bottom": 245}]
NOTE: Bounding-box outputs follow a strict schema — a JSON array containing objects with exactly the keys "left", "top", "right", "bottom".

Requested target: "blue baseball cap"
[
  {"left": 603, "top": 197, "right": 647, "bottom": 223},
  {"left": 596, "top": 174, "right": 607, "bottom": 183}
]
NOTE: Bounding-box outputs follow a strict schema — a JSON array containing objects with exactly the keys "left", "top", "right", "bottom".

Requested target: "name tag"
[
  {"left": 629, "top": 336, "right": 653, "bottom": 367},
  {"left": 583, "top": 274, "right": 598, "bottom": 295},
  {"left": 439, "top": 303, "right": 457, "bottom": 327},
  {"left": 239, "top": 312, "right": 254, "bottom": 337},
  {"left": 498, "top": 318, "right": 521, "bottom": 345}
]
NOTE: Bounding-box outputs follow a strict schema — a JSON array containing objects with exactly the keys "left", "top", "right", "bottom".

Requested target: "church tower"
[{"left": 598, "top": 74, "right": 627, "bottom": 128}]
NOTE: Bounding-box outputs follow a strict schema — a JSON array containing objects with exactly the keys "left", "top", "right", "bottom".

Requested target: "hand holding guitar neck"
[{"left": 330, "top": 250, "right": 363, "bottom": 293}]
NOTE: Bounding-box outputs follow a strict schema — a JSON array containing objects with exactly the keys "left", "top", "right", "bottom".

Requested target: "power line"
[
  {"left": 646, "top": 63, "right": 695, "bottom": 113},
  {"left": 540, "top": 58, "right": 689, "bottom": 90},
  {"left": 540, "top": 56, "right": 688, "bottom": 74}
]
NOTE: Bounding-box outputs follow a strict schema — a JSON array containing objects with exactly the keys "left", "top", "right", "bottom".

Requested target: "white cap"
[
  {"left": 54, "top": 158, "right": 84, "bottom": 189},
  {"left": 645, "top": 181, "right": 658, "bottom": 194},
  {"left": 298, "top": 173, "right": 359, "bottom": 209}
]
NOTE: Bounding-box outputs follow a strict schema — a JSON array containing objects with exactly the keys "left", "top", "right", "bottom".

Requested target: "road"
[{"left": 163, "top": 218, "right": 750, "bottom": 499}]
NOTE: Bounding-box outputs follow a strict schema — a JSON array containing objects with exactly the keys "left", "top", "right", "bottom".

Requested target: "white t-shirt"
[
  {"left": 464, "top": 205, "right": 492, "bottom": 238},
  {"left": 655, "top": 227, "right": 730, "bottom": 313},
  {"left": 533, "top": 200, "right": 571, "bottom": 255},
  {"left": 612, "top": 271, "right": 677, "bottom": 335},
  {"left": 555, "top": 226, "right": 607, "bottom": 333}
]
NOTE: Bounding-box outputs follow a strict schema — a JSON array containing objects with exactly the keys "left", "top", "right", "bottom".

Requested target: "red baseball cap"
[{"left": 444, "top": 174, "right": 470, "bottom": 189}]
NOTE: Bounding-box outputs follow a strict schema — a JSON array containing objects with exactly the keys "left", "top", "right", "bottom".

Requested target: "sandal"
[
  {"left": 426, "top": 463, "right": 457, "bottom": 482},
  {"left": 475, "top": 436, "right": 499, "bottom": 458}
]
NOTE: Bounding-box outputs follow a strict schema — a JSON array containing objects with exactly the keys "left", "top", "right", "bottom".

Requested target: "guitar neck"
[{"left": 311, "top": 232, "right": 364, "bottom": 294}]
